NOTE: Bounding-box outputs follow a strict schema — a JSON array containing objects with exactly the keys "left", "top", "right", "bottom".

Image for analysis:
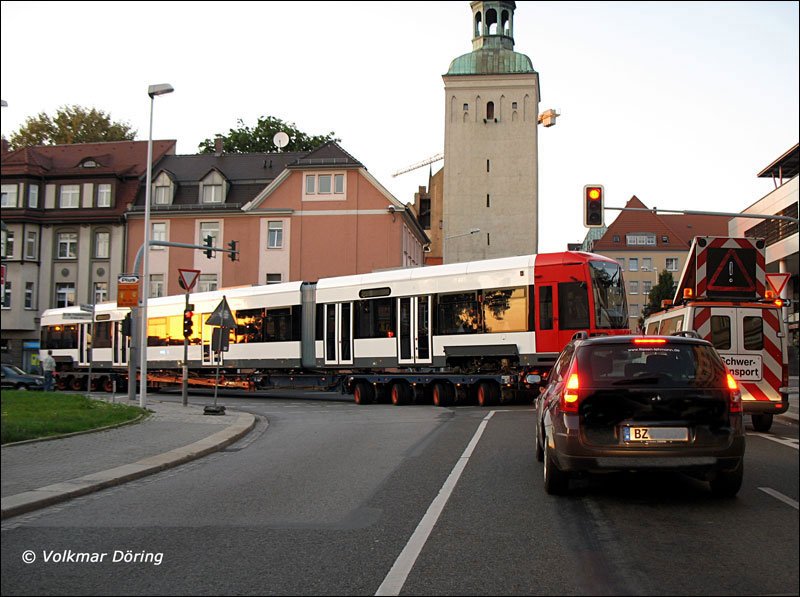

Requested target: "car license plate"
[{"left": 623, "top": 426, "right": 688, "bottom": 443}]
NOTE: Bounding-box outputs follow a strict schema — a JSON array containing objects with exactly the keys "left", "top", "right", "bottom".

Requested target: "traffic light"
[
  {"left": 203, "top": 235, "right": 214, "bottom": 259},
  {"left": 228, "top": 240, "right": 238, "bottom": 262},
  {"left": 121, "top": 313, "right": 132, "bottom": 337},
  {"left": 583, "top": 184, "right": 604, "bottom": 228},
  {"left": 183, "top": 304, "right": 195, "bottom": 338}
]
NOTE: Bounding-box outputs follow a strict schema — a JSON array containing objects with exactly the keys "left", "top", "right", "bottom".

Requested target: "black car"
[
  {"left": 1, "top": 364, "right": 45, "bottom": 391},
  {"left": 534, "top": 333, "right": 745, "bottom": 497}
]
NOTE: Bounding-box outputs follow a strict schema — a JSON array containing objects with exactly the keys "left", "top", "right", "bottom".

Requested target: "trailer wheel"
[
  {"left": 70, "top": 376, "right": 84, "bottom": 391},
  {"left": 751, "top": 413, "right": 773, "bottom": 433},
  {"left": 477, "top": 381, "right": 499, "bottom": 407},
  {"left": 353, "top": 382, "right": 375, "bottom": 405},
  {"left": 390, "top": 382, "right": 411, "bottom": 406},
  {"left": 432, "top": 383, "right": 454, "bottom": 407},
  {"left": 102, "top": 377, "right": 114, "bottom": 393},
  {"left": 56, "top": 376, "right": 68, "bottom": 391}
]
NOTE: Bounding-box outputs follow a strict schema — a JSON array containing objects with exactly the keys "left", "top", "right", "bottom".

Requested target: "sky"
[{"left": 1, "top": 1, "right": 798, "bottom": 254}]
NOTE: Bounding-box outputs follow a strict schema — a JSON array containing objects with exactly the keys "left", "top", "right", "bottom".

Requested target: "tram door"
[
  {"left": 201, "top": 314, "right": 222, "bottom": 366},
  {"left": 112, "top": 321, "right": 128, "bottom": 366},
  {"left": 324, "top": 302, "right": 354, "bottom": 366},
  {"left": 397, "top": 295, "right": 432, "bottom": 365},
  {"left": 78, "top": 323, "right": 91, "bottom": 367}
]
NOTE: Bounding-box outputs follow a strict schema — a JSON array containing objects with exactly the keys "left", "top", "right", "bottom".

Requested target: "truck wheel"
[
  {"left": 102, "top": 377, "right": 114, "bottom": 393},
  {"left": 751, "top": 413, "right": 773, "bottom": 432},
  {"left": 70, "top": 376, "right": 84, "bottom": 391},
  {"left": 709, "top": 458, "right": 743, "bottom": 498},
  {"left": 432, "top": 383, "right": 454, "bottom": 407},
  {"left": 543, "top": 439, "right": 569, "bottom": 495},
  {"left": 477, "top": 382, "right": 499, "bottom": 407},
  {"left": 390, "top": 382, "right": 411, "bottom": 406},
  {"left": 353, "top": 382, "right": 375, "bottom": 405}
]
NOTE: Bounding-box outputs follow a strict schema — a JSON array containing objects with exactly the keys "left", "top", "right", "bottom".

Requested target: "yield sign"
[
  {"left": 766, "top": 272, "right": 791, "bottom": 296},
  {"left": 178, "top": 268, "right": 201, "bottom": 292}
]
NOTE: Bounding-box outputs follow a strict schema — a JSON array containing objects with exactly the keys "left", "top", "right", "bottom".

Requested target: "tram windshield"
[{"left": 589, "top": 260, "right": 628, "bottom": 329}]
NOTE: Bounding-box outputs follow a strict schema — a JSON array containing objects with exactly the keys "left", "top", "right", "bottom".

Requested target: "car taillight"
[
  {"left": 726, "top": 373, "right": 742, "bottom": 413},
  {"left": 561, "top": 372, "right": 581, "bottom": 413}
]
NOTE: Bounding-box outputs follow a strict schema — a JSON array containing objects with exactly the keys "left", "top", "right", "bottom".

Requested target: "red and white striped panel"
[
  {"left": 696, "top": 237, "right": 765, "bottom": 299},
  {"left": 694, "top": 306, "right": 782, "bottom": 404}
]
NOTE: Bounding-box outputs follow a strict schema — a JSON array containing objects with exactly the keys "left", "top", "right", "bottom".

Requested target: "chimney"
[{"left": 214, "top": 136, "right": 223, "bottom": 156}]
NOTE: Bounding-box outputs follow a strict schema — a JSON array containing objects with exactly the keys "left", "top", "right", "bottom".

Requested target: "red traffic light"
[
  {"left": 583, "top": 184, "right": 604, "bottom": 228},
  {"left": 184, "top": 310, "right": 193, "bottom": 318}
]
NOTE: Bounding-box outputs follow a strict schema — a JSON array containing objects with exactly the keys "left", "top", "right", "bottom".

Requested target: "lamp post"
[
  {"left": 139, "top": 83, "right": 173, "bottom": 409},
  {"left": 443, "top": 228, "right": 480, "bottom": 263}
]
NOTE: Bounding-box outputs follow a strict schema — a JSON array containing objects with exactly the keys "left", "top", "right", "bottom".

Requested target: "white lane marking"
[
  {"left": 375, "top": 411, "right": 496, "bottom": 596},
  {"left": 759, "top": 487, "right": 799, "bottom": 510},
  {"left": 749, "top": 433, "right": 799, "bottom": 450}
]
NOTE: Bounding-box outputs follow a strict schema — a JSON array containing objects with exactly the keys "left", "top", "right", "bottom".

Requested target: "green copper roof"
[{"left": 446, "top": 48, "right": 535, "bottom": 75}]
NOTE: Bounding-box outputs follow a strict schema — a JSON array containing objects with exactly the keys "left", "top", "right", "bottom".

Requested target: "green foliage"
[
  {"left": 9, "top": 105, "right": 136, "bottom": 149},
  {"left": 199, "top": 115, "right": 339, "bottom": 154},
  {"left": 0, "top": 390, "right": 146, "bottom": 444},
  {"left": 638, "top": 270, "right": 677, "bottom": 329}
]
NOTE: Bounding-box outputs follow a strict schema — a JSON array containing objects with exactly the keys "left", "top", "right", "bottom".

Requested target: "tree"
[
  {"left": 199, "top": 115, "right": 339, "bottom": 154},
  {"left": 9, "top": 105, "right": 136, "bottom": 149},
  {"left": 638, "top": 270, "right": 676, "bottom": 330}
]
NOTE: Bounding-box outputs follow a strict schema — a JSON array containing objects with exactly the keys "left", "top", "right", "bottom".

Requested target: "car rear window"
[{"left": 577, "top": 343, "right": 729, "bottom": 388}]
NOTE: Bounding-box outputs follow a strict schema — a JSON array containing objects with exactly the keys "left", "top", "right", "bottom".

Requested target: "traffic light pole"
[{"left": 182, "top": 291, "right": 189, "bottom": 406}]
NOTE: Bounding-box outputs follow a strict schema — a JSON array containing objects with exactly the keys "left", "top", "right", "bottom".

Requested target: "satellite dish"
[{"left": 273, "top": 131, "right": 289, "bottom": 151}]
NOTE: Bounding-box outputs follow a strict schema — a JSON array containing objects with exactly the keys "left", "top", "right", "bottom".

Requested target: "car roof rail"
[
  {"left": 671, "top": 330, "right": 700, "bottom": 339},
  {"left": 571, "top": 331, "right": 590, "bottom": 341}
]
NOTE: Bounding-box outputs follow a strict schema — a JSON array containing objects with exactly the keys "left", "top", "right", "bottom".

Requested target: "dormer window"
[
  {"left": 82, "top": 159, "right": 97, "bottom": 168},
  {"left": 154, "top": 185, "right": 171, "bottom": 205},
  {"left": 202, "top": 184, "right": 223, "bottom": 203}
]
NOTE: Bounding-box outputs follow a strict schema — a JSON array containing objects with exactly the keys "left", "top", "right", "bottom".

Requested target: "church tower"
[{"left": 443, "top": 1, "right": 540, "bottom": 263}]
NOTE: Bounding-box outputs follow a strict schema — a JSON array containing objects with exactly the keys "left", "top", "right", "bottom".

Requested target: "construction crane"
[{"left": 392, "top": 108, "right": 560, "bottom": 177}]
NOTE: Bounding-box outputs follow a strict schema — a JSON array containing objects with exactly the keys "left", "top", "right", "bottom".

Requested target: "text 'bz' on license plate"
[{"left": 623, "top": 426, "right": 688, "bottom": 442}]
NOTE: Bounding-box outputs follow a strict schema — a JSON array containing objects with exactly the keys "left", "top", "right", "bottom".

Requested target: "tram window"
[
  {"left": 437, "top": 292, "right": 480, "bottom": 334},
  {"left": 355, "top": 298, "right": 395, "bottom": 338},
  {"left": 483, "top": 287, "right": 527, "bottom": 333},
  {"left": 316, "top": 304, "right": 325, "bottom": 341},
  {"left": 558, "top": 282, "right": 590, "bottom": 330},
  {"left": 147, "top": 317, "right": 169, "bottom": 346},
  {"left": 266, "top": 308, "right": 293, "bottom": 342},
  {"left": 236, "top": 308, "right": 265, "bottom": 343},
  {"left": 292, "top": 305, "right": 302, "bottom": 341},
  {"left": 710, "top": 316, "right": 731, "bottom": 350},
  {"left": 93, "top": 321, "right": 112, "bottom": 348},
  {"left": 743, "top": 316, "right": 763, "bottom": 351},
  {"left": 539, "top": 286, "right": 553, "bottom": 330},
  {"left": 42, "top": 324, "right": 79, "bottom": 349}
]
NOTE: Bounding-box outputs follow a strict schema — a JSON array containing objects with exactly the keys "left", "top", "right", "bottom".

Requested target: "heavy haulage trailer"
[{"left": 40, "top": 251, "right": 631, "bottom": 405}]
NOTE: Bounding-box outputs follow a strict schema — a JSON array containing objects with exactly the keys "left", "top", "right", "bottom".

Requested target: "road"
[{"left": 2, "top": 396, "right": 798, "bottom": 595}]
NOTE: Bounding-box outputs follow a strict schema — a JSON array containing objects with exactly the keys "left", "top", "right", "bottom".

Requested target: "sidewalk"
[{"left": 1, "top": 398, "right": 256, "bottom": 519}]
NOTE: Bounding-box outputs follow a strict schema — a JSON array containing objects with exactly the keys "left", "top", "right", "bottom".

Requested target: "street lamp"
[{"left": 139, "top": 83, "right": 173, "bottom": 409}]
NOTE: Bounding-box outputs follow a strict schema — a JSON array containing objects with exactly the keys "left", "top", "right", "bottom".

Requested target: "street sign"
[
  {"left": 79, "top": 303, "right": 94, "bottom": 313},
  {"left": 766, "top": 272, "right": 791, "bottom": 296},
  {"left": 65, "top": 312, "right": 93, "bottom": 320},
  {"left": 178, "top": 268, "right": 201, "bottom": 292},
  {"left": 206, "top": 295, "right": 236, "bottom": 328},
  {"left": 117, "top": 274, "right": 140, "bottom": 308}
]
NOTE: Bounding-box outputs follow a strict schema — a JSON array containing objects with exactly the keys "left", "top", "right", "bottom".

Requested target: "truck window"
[
  {"left": 660, "top": 315, "right": 683, "bottom": 336},
  {"left": 645, "top": 320, "right": 660, "bottom": 335},
  {"left": 710, "top": 315, "right": 731, "bottom": 350},
  {"left": 743, "top": 316, "right": 763, "bottom": 350}
]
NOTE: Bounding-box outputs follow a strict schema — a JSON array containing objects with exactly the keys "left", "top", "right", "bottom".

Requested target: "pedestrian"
[{"left": 42, "top": 350, "right": 56, "bottom": 392}]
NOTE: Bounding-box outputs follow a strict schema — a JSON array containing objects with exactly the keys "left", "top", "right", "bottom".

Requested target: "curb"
[{"left": 0, "top": 411, "right": 257, "bottom": 520}]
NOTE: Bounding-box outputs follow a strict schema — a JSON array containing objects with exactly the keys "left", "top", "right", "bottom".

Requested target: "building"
[
  {"left": 126, "top": 141, "right": 428, "bottom": 298},
  {"left": 728, "top": 143, "right": 798, "bottom": 364},
  {"left": 1, "top": 140, "right": 176, "bottom": 370},
  {"left": 442, "top": 0, "right": 540, "bottom": 263},
  {"left": 410, "top": 168, "right": 444, "bottom": 265},
  {"left": 589, "top": 196, "right": 730, "bottom": 331}
]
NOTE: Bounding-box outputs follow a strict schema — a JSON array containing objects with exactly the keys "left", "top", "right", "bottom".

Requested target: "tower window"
[
  {"left": 486, "top": 101, "right": 495, "bottom": 120},
  {"left": 487, "top": 194, "right": 491, "bottom": 208},
  {"left": 463, "top": 103, "right": 469, "bottom": 111},
  {"left": 512, "top": 101, "right": 518, "bottom": 109},
  {"left": 486, "top": 159, "right": 490, "bottom": 172}
]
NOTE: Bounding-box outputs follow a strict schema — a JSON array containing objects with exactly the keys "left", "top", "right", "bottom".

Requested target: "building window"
[
  {"left": 59, "top": 185, "right": 80, "bottom": 208},
  {"left": 151, "top": 222, "right": 167, "bottom": 249},
  {"left": 2, "top": 281, "right": 11, "bottom": 308},
  {"left": 463, "top": 103, "right": 469, "bottom": 111},
  {"left": 629, "top": 280, "right": 639, "bottom": 294},
  {"left": 149, "top": 274, "right": 165, "bottom": 298},
  {"left": 266, "top": 273, "right": 282, "bottom": 285},
  {"left": 643, "top": 280, "right": 652, "bottom": 296},
  {"left": 28, "top": 185, "right": 39, "bottom": 208},
  {"left": 55, "top": 283, "right": 76, "bottom": 308},
  {"left": 626, "top": 233, "right": 656, "bottom": 246},
  {"left": 198, "top": 274, "right": 217, "bottom": 293},
  {"left": 661, "top": 236, "right": 669, "bottom": 243},
  {"left": 94, "top": 282, "right": 108, "bottom": 304},
  {"left": 154, "top": 185, "right": 171, "bottom": 205},
  {"left": 318, "top": 174, "right": 332, "bottom": 194},
  {"left": 94, "top": 231, "right": 110, "bottom": 259},
  {"left": 642, "top": 257, "right": 652, "bottom": 272},
  {"left": 629, "top": 304, "right": 640, "bottom": 318},
  {"left": 486, "top": 101, "right": 495, "bottom": 120},
  {"left": 629, "top": 258, "right": 638, "bottom": 272},
  {"left": 97, "top": 184, "right": 112, "bottom": 207},
  {"left": 617, "top": 257, "right": 625, "bottom": 269},
  {"left": 305, "top": 175, "right": 316, "bottom": 194},
  {"left": 303, "top": 173, "right": 346, "bottom": 200},
  {"left": 200, "top": 222, "right": 219, "bottom": 254},
  {"left": 2, "top": 231, "right": 14, "bottom": 258},
  {"left": 57, "top": 232, "right": 78, "bottom": 259},
  {"left": 202, "top": 184, "right": 223, "bottom": 203},
  {"left": 511, "top": 101, "right": 518, "bottom": 109},
  {"left": 666, "top": 257, "right": 679, "bottom": 272},
  {"left": 612, "top": 235, "right": 620, "bottom": 243},
  {"left": 1, "top": 184, "right": 18, "bottom": 208},
  {"left": 268, "top": 221, "right": 283, "bottom": 249},
  {"left": 25, "top": 281, "right": 35, "bottom": 309},
  {"left": 25, "top": 231, "right": 37, "bottom": 260},
  {"left": 334, "top": 174, "right": 344, "bottom": 194}
]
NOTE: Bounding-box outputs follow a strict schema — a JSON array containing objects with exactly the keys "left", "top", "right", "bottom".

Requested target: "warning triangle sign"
[
  {"left": 706, "top": 247, "right": 757, "bottom": 297},
  {"left": 205, "top": 296, "right": 236, "bottom": 327}
]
